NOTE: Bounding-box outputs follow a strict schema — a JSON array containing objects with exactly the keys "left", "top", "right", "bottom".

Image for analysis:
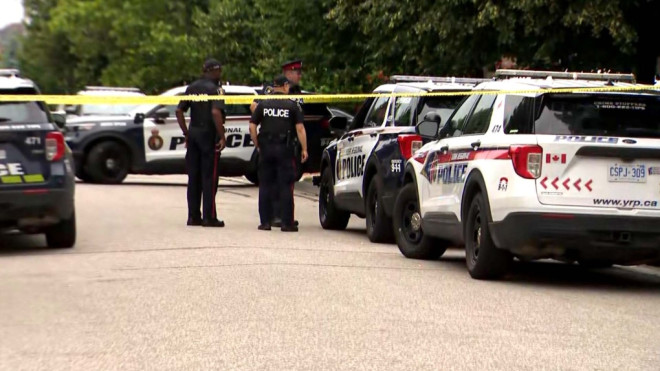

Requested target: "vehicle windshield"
[
  {"left": 534, "top": 93, "right": 660, "bottom": 138},
  {"left": 417, "top": 95, "right": 465, "bottom": 126},
  {"left": 0, "top": 88, "right": 49, "bottom": 124}
]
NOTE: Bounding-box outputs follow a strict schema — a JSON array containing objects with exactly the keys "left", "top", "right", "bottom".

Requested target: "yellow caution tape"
[{"left": 0, "top": 85, "right": 658, "bottom": 105}]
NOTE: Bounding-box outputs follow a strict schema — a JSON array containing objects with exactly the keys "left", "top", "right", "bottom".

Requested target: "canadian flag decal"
[{"left": 545, "top": 153, "right": 566, "bottom": 164}]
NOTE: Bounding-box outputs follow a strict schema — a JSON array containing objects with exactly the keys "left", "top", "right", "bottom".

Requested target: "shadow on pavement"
[{"left": 435, "top": 252, "right": 660, "bottom": 292}]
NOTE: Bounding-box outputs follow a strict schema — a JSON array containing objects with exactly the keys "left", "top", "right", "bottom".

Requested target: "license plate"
[
  {"left": 0, "top": 149, "right": 5, "bottom": 160},
  {"left": 608, "top": 164, "right": 647, "bottom": 183}
]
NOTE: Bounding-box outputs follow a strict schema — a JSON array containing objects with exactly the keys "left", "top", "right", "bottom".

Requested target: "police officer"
[
  {"left": 248, "top": 59, "right": 305, "bottom": 227},
  {"left": 249, "top": 75, "right": 308, "bottom": 232},
  {"left": 175, "top": 58, "right": 227, "bottom": 228},
  {"left": 281, "top": 59, "right": 303, "bottom": 95}
]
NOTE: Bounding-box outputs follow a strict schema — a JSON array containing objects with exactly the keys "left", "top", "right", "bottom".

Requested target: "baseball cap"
[
  {"left": 203, "top": 58, "right": 222, "bottom": 72},
  {"left": 273, "top": 75, "right": 290, "bottom": 87}
]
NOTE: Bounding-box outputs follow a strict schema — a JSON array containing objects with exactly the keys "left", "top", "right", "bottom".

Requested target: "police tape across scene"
[{"left": 0, "top": 85, "right": 659, "bottom": 105}]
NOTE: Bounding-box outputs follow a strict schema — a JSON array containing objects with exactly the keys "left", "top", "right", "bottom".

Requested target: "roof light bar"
[
  {"left": 495, "top": 69, "right": 636, "bottom": 83},
  {"left": 83, "top": 86, "right": 142, "bottom": 92},
  {"left": 0, "top": 69, "right": 22, "bottom": 78},
  {"left": 389, "top": 75, "right": 490, "bottom": 85}
]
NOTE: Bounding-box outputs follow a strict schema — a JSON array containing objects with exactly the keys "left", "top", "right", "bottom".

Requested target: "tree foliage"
[{"left": 15, "top": 0, "right": 659, "bottom": 95}]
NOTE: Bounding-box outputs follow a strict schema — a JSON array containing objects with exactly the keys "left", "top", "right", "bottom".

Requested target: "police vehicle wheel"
[
  {"left": 393, "top": 183, "right": 447, "bottom": 260},
  {"left": 319, "top": 167, "right": 350, "bottom": 230},
  {"left": 85, "top": 141, "right": 129, "bottom": 184},
  {"left": 366, "top": 177, "right": 394, "bottom": 243},
  {"left": 45, "top": 210, "right": 76, "bottom": 249},
  {"left": 464, "top": 193, "right": 512, "bottom": 280}
]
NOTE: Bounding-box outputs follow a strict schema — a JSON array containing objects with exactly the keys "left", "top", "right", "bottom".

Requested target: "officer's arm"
[
  {"left": 295, "top": 122, "right": 307, "bottom": 153},
  {"left": 176, "top": 98, "right": 190, "bottom": 136},
  {"left": 249, "top": 103, "right": 263, "bottom": 150},
  {"left": 249, "top": 122, "right": 259, "bottom": 151},
  {"left": 250, "top": 100, "right": 258, "bottom": 113},
  {"left": 175, "top": 109, "right": 187, "bottom": 136},
  {"left": 212, "top": 107, "right": 225, "bottom": 139}
]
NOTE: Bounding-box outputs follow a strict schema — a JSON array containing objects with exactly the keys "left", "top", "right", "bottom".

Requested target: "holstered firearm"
[{"left": 286, "top": 129, "right": 300, "bottom": 157}]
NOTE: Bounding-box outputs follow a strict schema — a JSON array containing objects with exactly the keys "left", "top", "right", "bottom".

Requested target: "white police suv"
[
  {"left": 64, "top": 85, "right": 260, "bottom": 183},
  {"left": 394, "top": 69, "right": 660, "bottom": 279},
  {"left": 316, "top": 76, "right": 486, "bottom": 242},
  {"left": 54, "top": 86, "right": 146, "bottom": 119}
]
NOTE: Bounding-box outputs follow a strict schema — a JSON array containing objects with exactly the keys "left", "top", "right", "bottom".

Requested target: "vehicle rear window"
[
  {"left": 0, "top": 89, "right": 49, "bottom": 124},
  {"left": 503, "top": 95, "right": 535, "bottom": 134},
  {"left": 417, "top": 96, "right": 464, "bottom": 126},
  {"left": 534, "top": 93, "right": 660, "bottom": 138}
]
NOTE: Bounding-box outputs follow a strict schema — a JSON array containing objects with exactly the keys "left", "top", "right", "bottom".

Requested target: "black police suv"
[
  {"left": 0, "top": 75, "right": 76, "bottom": 248},
  {"left": 315, "top": 76, "right": 487, "bottom": 243}
]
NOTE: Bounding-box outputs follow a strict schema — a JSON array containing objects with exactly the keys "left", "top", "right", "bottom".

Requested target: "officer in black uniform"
[
  {"left": 176, "top": 58, "right": 227, "bottom": 227},
  {"left": 248, "top": 59, "right": 305, "bottom": 228},
  {"left": 249, "top": 75, "right": 309, "bottom": 232}
]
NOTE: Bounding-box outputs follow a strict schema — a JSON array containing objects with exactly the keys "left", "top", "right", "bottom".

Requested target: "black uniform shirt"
[
  {"left": 251, "top": 93, "right": 304, "bottom": 136},
  {"left": 177, "top": 77, "right": 226, "bottom": 131}
]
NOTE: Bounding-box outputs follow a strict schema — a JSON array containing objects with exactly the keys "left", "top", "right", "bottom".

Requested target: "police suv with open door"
[
  {"left": 0, "top": 74, "right": 76, "bottom": 248},
  {"left": 316, "top": 76, "right": 487, "bottom": 242},
  {"left": 395, "top": 69, "right": 660, "bottom": 280}
]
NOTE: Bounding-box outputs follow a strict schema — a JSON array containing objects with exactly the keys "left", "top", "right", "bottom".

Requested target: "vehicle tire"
[
  {"left": 75, "top": 168, "right": 92, "bottom": 182},
  {"left": 45, "top": 211, "right": 76, "bottom": 248},
  {"left": 577, "top": 260, "right": 614, "bottom": 269},
  {"left": 366, "top": 177, "right": 394, "bottom": 243},
  {"left": 319, "top": 167, "right": 350, "bottom": 230},
  {"left": 393, "top": 183, "right": 447, "bottom": 259},
  {"left": 85, "top": 141, "right": 130, "bottom": 184},
  {"left": 464, "top": 193, "right": 512, "bottom": 280}
]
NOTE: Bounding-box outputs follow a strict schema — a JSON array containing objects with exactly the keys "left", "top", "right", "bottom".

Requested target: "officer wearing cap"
[
  {"left": 281, "top": 59, "right": 303, "bottom": 95},
  {"left": 175, "top": 58, "right": 227, "bottom": 228},
  {"left": 249, "top": 75, "right": 309, "bottom": 232}
]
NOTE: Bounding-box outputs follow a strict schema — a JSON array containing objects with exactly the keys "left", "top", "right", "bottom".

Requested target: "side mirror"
[
  {"left": 154, "top": 107, "right": 170, "bottom": 124},
  {"left": 328, "top": 116, "right": 348, "bottom": 137},
  {"left": 64, "top": 105, "right": 78, "bottom": 115},
  {"left": 52, "top": 113, "right": 66, "bottom": 129},
  {"left": 134, "top": 113, "right": 145, "bottom": 124},
  {"left": 329, "top": 116, "right": 347, "bottom": 130},
  {"left": 415, "top": 112, "right": 443, "bottom": 139}
]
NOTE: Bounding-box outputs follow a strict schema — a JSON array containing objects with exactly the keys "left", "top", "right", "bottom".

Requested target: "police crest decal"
[{"left": 148, "top": 129, "right": 164, "bottom": 151}]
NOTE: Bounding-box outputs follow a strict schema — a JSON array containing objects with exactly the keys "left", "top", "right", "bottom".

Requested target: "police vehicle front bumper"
[
  {"left": 489, "top": 213, "right": 660, "bottom": 264},
  {"left": 0, "top": 187, "right": 74, "bottom": 229}
]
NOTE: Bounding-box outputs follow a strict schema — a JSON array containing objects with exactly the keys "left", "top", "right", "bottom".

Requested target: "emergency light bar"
[
  {"left": 495, "top": 69, "right": 636, "bottom": 83},
  {"left": 83, "top": 86, "right": 142, "bottom": 92},
  {"left": 0, "top": 69, "right": 21, "bottom": 78},
  {"left": 389, "top": 75, "right": 490, "bottom": 85}
]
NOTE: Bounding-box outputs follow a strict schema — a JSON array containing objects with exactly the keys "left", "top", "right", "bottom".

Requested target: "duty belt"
[{"left": 259, "top": 132, "right": 288, "bottom": 143}]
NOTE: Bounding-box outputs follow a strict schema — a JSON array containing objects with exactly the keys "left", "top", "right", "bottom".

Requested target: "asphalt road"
[{"left": 1, "top": 175, "right": 659, "bottom": 371}]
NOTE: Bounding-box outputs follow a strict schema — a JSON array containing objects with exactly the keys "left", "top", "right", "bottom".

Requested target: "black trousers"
[
  {"left": 186, "top": 129, "right": 218, "bottom": 221},
  {"left": 258, "top": 142, "right": 296, "bottom": 226}
]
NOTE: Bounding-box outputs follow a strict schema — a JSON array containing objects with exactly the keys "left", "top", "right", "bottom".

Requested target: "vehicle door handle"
[
  {"left": 470, "top": 140, "right": 481, "bottom": 149},
  {"left": 440, "top": 145, "right": 449, "bottom": 153}
]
